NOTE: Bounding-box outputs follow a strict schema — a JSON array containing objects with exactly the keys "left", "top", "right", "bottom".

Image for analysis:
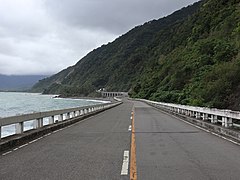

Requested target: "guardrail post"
[
  {"left": 228, "top": 118, "right": 233, "bottom": 127},
  {"left": 76, "top": 111, "right": 80, "bottom": 116},
  {"left": 16, "top": 122, "right": 24, "bottom": 134},
  {"left": 177, "top": 108, "right": 180, "bottom": 114},
  {"left": 195, "top": 112, "right": 201, "bottom": 119},
  {"left": 35, "top": 118, "right": 43, "bottom": 129},
  {"left": 222, "top": 117, "right": 233, "bottom": 128},
  {"left": 58, "top": 114, "right": 63, "bottom": 121},
  {"left": 210, "top": 115, "right": 218, "bottom": 123},
  {"left": 182, "top": 109, "right": 185, "bottom": 114},
  {"left": 202, "top": 113, "right": 208, "bottom": 121},
  {"left": 80, "top": 110, "right": 84, "bottom": 115},
  {"left": 66, "top": 113, "right": 70, "bottom": 119},
  {"left": 49, "top": 116, "right": 54, "bottom": 124},
  {"left": 0, "top": 126, "right": 2, "bottom": 140},
  {"left": 190, "top": 111, "right": 195, "bottom": 117},
  {"left": 222, "top": 117, "right": 226, "bottom": 127},
  {"left": 182, "top": 109, "right": 185, "bottom": 115},
  {"left": 71, "top": 112, "right": 75, "bottom": 118}
]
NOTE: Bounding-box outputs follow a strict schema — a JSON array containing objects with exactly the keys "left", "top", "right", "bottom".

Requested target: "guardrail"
[
  {"left": 138, "top": 99, "right": 240, "bottom": 129},
  {"left": 113, "top": 97, "right": 122, "bottom": 102},
  {"left": 0, "top": 102, "right": 120, "bottom": 140}
]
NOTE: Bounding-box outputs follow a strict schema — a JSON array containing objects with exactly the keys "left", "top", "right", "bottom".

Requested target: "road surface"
[
  {"left": 134, "top": 101, "right": 240, "bottom": 180},
  {"left": 1, "top": 100, "right": 240, "bottom": 180}
]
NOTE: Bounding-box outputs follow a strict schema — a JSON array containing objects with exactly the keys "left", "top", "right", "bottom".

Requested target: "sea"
[{"left": 0, "top": 92, "right": 108, "bottom": 138}]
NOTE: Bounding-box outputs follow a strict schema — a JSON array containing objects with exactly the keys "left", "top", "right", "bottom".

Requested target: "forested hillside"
[
  {"left": 32, "top": 1, "right": 201, "bottom": 95},
  {"left": 32, "top": 0, "right": 240, "bottom": 110}
]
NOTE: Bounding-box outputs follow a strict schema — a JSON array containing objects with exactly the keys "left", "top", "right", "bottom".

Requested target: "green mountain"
[{"left": 32, "top": 0, "right": 240, "bottom": 110}]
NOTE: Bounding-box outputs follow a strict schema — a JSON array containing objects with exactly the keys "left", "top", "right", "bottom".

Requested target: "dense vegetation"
[{"left": 32, "top": 0, "right": 240, "bottom": 110}]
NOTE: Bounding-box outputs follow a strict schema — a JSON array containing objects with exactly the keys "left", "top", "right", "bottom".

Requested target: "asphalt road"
[
  {"left": 134, "top": 101, "right": 240, "bottom": 180},
  {"left": 0, "top": 101, "right": 133, "bottom": 180},
  {"left": 1, "top": 100, "right": 240, "bottom": 180}
]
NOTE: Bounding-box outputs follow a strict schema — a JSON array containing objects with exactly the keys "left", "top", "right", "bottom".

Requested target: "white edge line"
[
  {"left": 121, "top": 150, "right": 129, "bottom": 175},
  {"left": 53, "top": 129, "right": 61, "bottom": 133},
  {"left": 18, "top": 143, "right": 29, "bottom": 149},
  {"left": 36, "top": 137, "right": 43, "bottom": 140},
  {"left": 29, "top": 139, "right": 38, "bottom": 144},
  {"left": 2, "top": 151, "right": 12, "bottom": 156},
  {"left": 43, "top": 133, "right": 52, "bottom": 137},
  {"left": 173, "top": 113, "right": 240, "bottom": 146}
]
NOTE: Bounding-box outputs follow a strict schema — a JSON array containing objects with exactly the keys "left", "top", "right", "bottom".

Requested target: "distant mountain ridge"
[
  {"left": 32, "top": 0, "right": 240, "bottom": 110},
  {"left": 0, "top": 75, "right": 48, "bottom": 91}
]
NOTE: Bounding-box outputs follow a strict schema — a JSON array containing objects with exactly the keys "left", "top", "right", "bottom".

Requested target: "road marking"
[
  {"left": 18, "top": 143, "right": 29, "bottom": 149},
  {"left": 43, "top": 133, "right": 52, "bottom": 137},
  {"left": 1, "top": 109, "right": 111, "bottom": 156},
  {"left": 211, "top": 132, "right": 240, "bottom": 146},
  {"left": 53, "top": 129, "right": 62, "bottom": 133},
  {"left": 128, "top": 125, "right": 132, "bottom": 131},
  {"left": 2, "top": 151, "right": 12, "bottom": 156},
  {"left": 176, "top": 117, "right": 210, "bottom": 133},
  {"left": 36, "top": 137, "right": 43, "bottom": 140},
  {"left": 121, "top": 150, "right": 129, "bottom": 175},
  {"left": 130, "top": 108, "right": 137, "bottom": 180},
  {"left": 29, "top": 139, "right": 39, "bottom": 144},
  {"left": 68, "top": 124, "right": 75, "bottom": 128},
  {"left": 162, "top": 110, "right": 240, "bottom": 146}
]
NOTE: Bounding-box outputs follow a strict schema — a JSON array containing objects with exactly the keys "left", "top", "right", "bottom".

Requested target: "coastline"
[
  {"left": 52, "top": 94, "right": 112, "bottom": 103},
  {"left": 0, "top": 92, "right": 109, "bottom": 118}
]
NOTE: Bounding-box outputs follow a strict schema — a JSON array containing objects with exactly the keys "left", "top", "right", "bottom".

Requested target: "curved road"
[{"left": 0, "top": 100, "right": 240, "bottom": 180}]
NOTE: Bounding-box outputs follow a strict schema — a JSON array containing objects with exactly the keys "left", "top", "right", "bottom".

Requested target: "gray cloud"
[
  {"left": 45, "top": 0, "right": 198, "bottom": 34},
  {"left": 0, "top": 0, "right": 199, "bottom": 75}
]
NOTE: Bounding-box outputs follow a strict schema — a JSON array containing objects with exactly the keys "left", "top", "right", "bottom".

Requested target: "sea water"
[{"left": 0, "top": 92, "right": 108, "bottom": 137}]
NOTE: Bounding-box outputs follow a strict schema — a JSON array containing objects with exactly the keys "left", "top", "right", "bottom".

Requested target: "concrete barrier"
[{"left": 0, "top": 101, "right": 122, "bottom": 152}]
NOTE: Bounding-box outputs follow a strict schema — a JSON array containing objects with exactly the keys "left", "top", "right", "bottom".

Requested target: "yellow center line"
[{"left": 130, "top": 107, "right": 137, "bottom": 180}]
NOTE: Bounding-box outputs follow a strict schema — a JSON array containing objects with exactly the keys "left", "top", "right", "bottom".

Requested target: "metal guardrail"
[
  {"left": 138, "top": 99, "right": 240, "bottom": 129},
  {"left": 0, "top": 102, "right": 120, "bottom": 139}
]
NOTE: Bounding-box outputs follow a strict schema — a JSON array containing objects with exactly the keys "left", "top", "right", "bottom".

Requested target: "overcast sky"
[{"left": 0, "top": 0, "right": 199, "bottom": 75}]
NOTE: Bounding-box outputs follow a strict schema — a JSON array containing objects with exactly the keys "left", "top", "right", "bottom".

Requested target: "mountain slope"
[
  {"left": 132, "top": 0, "right": 240, "bottom": 110},
  {"left": 32, "top": 1, "right": 202, "bottom": 96},
  {"left": 32, "top": 0, "right": 240, "bottom": 110}
]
